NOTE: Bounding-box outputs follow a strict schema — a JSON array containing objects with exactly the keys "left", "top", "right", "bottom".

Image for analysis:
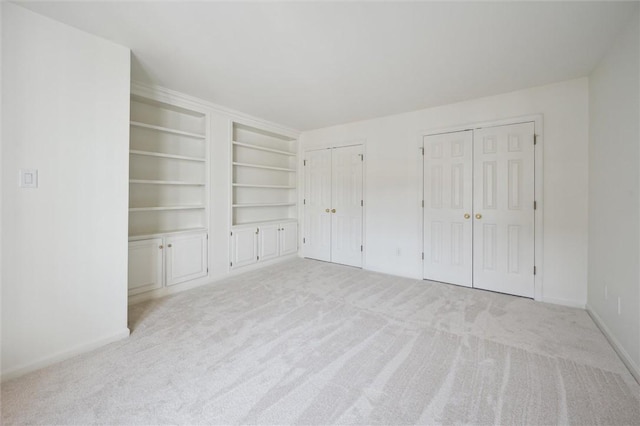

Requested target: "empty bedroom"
[{"left": 1, "top": 1, "right": 639, "bottom": 424}]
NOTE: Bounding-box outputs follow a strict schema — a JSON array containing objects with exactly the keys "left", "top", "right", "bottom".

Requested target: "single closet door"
[
  {"left": 303, "top": 149, "right": 332, "bottom": 262},
  {"left": 423, "top": 130, "right": 473, "bottom": 287},
  {"left": 473, "top": 122, "right": 535, "bottom": 298},
  {"left": 331, "top": 145, "right": 363, "bottom": 267},
  {"left": 304, "top": 145, "right": 363, "bottom": 267}
]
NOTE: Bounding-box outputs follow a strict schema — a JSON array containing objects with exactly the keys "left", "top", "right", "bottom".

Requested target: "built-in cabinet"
[
  {"left": 128, "top": 91, "right": 209, "bottom": 296},
  {"left": 230, "top": 121, "right": 298, "bottom": 269},
  {"left": 128, "top": 231, "right": 208, "bottom": 295},
  {"left": 230, "top": 220, "right": 298, "bottom": 269}
]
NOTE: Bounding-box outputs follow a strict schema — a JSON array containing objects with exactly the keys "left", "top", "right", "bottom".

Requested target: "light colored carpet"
[{"left": 2, "top": 258, "right": 639, "bottom": 425}]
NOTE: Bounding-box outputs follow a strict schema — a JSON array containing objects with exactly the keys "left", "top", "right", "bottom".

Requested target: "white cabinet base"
[
  {"left": 128, "top": 231, "right": 208, "bottom": 296},
  {"left": 231, "top": 221, "right": 297, "bottom": 270}
]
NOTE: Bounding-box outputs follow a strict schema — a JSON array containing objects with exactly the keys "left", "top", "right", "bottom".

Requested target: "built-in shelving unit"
[
  {"left": 231, "top": 122, "right": 297, "bottom": 226},
  {"left": 129, "top": 94, "right": 209, "bottom": 238}
]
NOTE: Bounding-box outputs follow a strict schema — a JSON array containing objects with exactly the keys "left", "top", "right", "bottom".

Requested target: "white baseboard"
[
  {"left": 586, "top": 304, "right": 640, "bottom": 384},
  {"left": 541, "top": 296, "right": 585, "bottom": 309},
  {"left": 1, "top": 328, "right": 130, "bottom": 382}
]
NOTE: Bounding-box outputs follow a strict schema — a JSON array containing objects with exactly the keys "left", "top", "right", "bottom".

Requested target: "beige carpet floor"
[{"left": 2, "top": 258, "right": 639, "bottom": 425}]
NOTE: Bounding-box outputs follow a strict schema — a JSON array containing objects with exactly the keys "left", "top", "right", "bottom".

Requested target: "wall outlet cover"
[{"left": 19, "top": 169, "right": 38, "bottom": 188}]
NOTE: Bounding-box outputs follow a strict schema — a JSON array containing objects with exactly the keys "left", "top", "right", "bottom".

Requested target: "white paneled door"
[
  {"left": 423, "top": 122, "right": 535, "bottom": 298},
  {"left": 331, "top": 145, "right": 364, "bottom": 267},
  {"left": 303, "top": 149, "right": 332, "bottom": 262},
  {"left": 304, "top": 145, "right": 363, "bottom": 268},
  {"left": 423, "top": 130, "right": 473, "bottom": 287},
  {"left": 473, "top": 122, "right": 535, "bottom": 298}
]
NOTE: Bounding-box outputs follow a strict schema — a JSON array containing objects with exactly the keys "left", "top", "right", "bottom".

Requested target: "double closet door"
[
  {"left": 423, "top": 122, "right": 535, "bottom": 298},
  {"left": 304, "top": 145, "right": 363, "bottom": 267}
]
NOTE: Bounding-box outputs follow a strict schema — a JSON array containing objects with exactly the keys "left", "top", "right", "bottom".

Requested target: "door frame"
[
  {"left": 301, "top": 139, "right": 367, "bottom": 267},
  {"left": 418, "top": 115, "right": 544, "bottom": 301}
]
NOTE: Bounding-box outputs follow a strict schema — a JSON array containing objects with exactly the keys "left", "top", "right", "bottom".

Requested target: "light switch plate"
[{"left": 19, "top": 169, "right": 38, "bottom": 188}]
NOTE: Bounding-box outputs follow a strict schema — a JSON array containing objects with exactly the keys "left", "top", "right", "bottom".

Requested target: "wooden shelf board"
[
  {"left": 232, "top": 183, "right": 295, "bottom": 189},
  {"left": 232, "top": 141, "right": 295, "bottom": 157},
  {"left": 129, "top": 206, "right": 205, "bottom": 212},
  {"left": 129, "top": 227, "right": 207, "bottom": 240},
  {"left": 130, "top": 121, "right": 205, "bottom": 139},
  {"left": 130, "top": 179, "right": 205, "bottom": 186},
  {"left": 130, "top": 150, "right": 205, "bottom": 162},
  {"left": 232, "top": 203, "right": 296, "bottom": 208},
  {"left": 232, "top": 218, "right": 297, "bottom": 227},
  {"left": 232, "top": 162, "right": 295, "bottom": 172}
]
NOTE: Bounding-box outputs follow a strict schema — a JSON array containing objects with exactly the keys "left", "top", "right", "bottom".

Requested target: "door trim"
[{"left": 419, "top": 114, "right": 544, "bottom": 301}]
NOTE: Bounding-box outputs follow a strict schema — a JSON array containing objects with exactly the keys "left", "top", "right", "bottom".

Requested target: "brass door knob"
[
  {"left": 325, "top": 209, "right": 330, "bottom": 213},
  {"left": 159, "top": 245, "right": 163, "bottom": 249},
  {"left": 464, "top": 213, "right": 470, "bottom": 219},
  {"left": 331, "top": 209, "right": 336, "bottom": 213},
  {"left": 475, "top": 213, "right": 482, "bottom": 219}
]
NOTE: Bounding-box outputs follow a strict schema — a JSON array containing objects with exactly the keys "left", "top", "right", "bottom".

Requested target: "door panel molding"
[{"left": 420, "top": 115, "right": 543, "bottom": 300}]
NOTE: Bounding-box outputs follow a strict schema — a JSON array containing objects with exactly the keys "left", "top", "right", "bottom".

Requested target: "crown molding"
[{"left": 130, "top": 81, "right": 300, "bottom": 138}]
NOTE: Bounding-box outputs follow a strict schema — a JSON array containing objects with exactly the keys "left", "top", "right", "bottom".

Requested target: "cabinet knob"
[
  {"left": 475, "top": 213, "right": 482, "bottom": 219},
  {"left": 325, "top": 208, "right": 330, "bottom": 213},
  {"left": 168, "top": 244, "right": 172, "bottom": 248},
  {"left": 159, "top": 245, "right": 163, "bottom": 249},
  {"left": 464, "top": 213, "right": 470, "bottom": 219},
  {"left": 331, "top": 209, "right": 336, "bottom": 213}
]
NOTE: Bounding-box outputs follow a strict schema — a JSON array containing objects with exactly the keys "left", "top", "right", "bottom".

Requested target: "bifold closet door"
[
  {"left": 304, "top": 145, "right": 363, "bottom": 267},
  {"left": 331, "top": 145, "right": 363, "bottom": 267},
  {"left": 473, "top": 122, "right": 535, "bottom": 298},
  {"left": 423, "top": 130, "right": 473, "bottom": 287},
  {"left": 304, "top": 149, "right": 332, "bottom": 262}
]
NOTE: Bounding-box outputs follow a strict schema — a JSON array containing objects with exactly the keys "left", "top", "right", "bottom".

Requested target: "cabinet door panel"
[
  {"left": 128, "top": 238, "right": 163, "bottom": 295},
  {"left": 166, "top": 232, "right": 208, "bottom": 286},
  {"left": 280, "top": 222, "right": 298, "bottom": 256},
  {"left": 258, "top": 224, "right": 280, "bottom": 262},
  {"left": 231, "top": 227, "right": 258, "bottom": 268}
]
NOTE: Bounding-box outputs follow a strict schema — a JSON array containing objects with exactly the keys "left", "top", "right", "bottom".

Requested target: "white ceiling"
[{"left": 14, "top": 1, "right": 638, "bottom": 131}]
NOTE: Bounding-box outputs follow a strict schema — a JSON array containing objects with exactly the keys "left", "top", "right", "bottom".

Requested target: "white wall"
[
  {"left": 300, "top": 78, "right": 589, "bottom": 307},
  {"left": 587, "top": 9, "right": 640, "bottom": 380},
  {"left": 1, "top": 4, "right": 131, "bottom": 379}
]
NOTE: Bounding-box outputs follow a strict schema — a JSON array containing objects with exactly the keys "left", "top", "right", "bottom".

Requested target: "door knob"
[
  {"left": 464, "top": 213, "right": 470, "bottom": 219},
  {"left": 331, "top": 209, "right": 336, "bottom": 213},
  {"left": 475, "top": 214, "right": 482, "bottom": 219},
  {"left": 325, "top": 209, "right": 330, "bottom": 213},
  {"left": 168, "top": 244, "right": 172, "bottom": 248},
  {"left": 159, "top": 245, "right": 163, "bottom": 249}
]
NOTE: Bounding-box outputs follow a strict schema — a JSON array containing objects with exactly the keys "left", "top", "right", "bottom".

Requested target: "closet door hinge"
[
  {"left": 303, "top": 159, "right": 307, "bottom": 166},
  {"left": 257, "top": 255, "right": 260, "bottom": 261},
  {"left": 303, "top": 237, "right": 306, "bottom": 244},
  {"left": 360, "top": 154, "right": 364, "bottom": 162},
  {"left": 303, "top": 199, "right": 306, "bottom": 205},
  {"left": 534, "top": 266, "right": 537, "bottom": 275},
  {"left": 361, "top": 245, "right": 363, "bottom": 252},
  {"left": 230, "top": 261, "right": 233, "bottom": 267},
  {"left": 361, "top": 200, "right": 363, "bottom": 207},
  {"left": 420, "top": 147, "right": 424, "bottom": 156},
  {"left": 534, "top": 201, "right": 537, "bottom": 210},
  {"left": 422, "top": 252, "right": 424, "bottom": 260},
  {"left": 534, "top": 134, "right": 538, "bottom": 145},
  {"left": 230, "top": 231, "right": 233, "bottom": 236},
  {"left": 422, "top": 200, "right": 424, "bottom": 208}
]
